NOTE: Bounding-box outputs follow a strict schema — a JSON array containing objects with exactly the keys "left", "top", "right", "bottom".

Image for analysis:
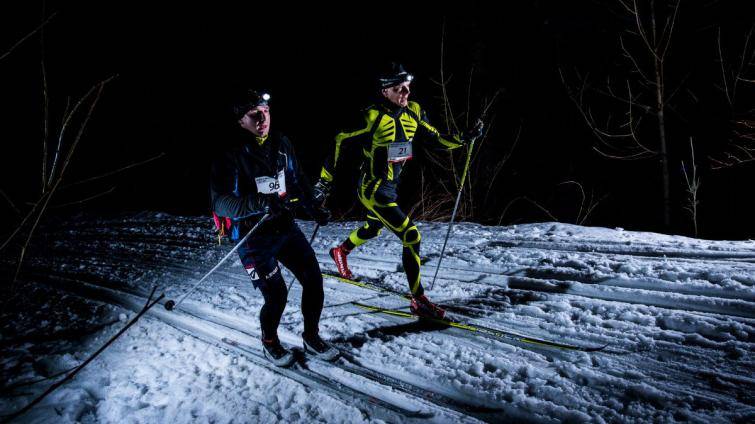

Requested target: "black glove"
[
  {"left": 462, "top": 119, "right": 485, "bottom": 144},
  {"left": 310, "top": 205, "right": 331, "bottom": 226},
  {"left": 312, "top": 179, "right": 331, "bottom": 204},
  {"left": 250, "top": 194, "right": 288, "bottom": 217}
]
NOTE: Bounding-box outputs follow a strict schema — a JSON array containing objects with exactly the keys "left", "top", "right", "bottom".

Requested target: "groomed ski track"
[{"left": 5, "top": 214, "right": 754, "bottom": 423}]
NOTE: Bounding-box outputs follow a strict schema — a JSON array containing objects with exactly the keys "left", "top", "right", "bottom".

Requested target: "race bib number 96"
[{"left": 255, "top": 170, "right": 287, "bottom": 196}]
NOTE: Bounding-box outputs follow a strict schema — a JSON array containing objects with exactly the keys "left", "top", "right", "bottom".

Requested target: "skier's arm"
[
  {"left": 411, "top": 102, "right": 463, "bottom": 151},
  {"left": 209, "top": 153, "right": 268, "bottom": 219},
  {"left": 281, "top": 136, "right": 331, "bottom": 224},
  {"left": 281, "top": 135, "right": 316, "bottom": 206},
  {"left": 319, "top": 109, "right": 380, "bottom": 183}
]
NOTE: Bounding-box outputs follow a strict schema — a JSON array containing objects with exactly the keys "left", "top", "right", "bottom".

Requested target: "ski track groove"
[
  {"left": 30, "top": 273, "right": 537, "bottom": 422},
  {"left": 19, "top": 216, "right": 753, "bottom": 422},
  {"left": 39, "top": 231, "right": 754, "bottom": 357},
  {"left": 24, "top": 275, "right": 487, "bottom": 423},
  {"left": 25, "top": 265, "right": 752, "bottom": 422},
  {"left": 37, "top": 233, "right": 755, "bottom": 360}
]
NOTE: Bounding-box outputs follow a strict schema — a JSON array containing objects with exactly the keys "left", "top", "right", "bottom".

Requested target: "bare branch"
[
  {"left": 61, "top": 152, "right": 166, "bottom": 189},
  {"left": 560, "top": 68, "right": 656, "bottom": 158},
  {"left": 498, "top": 196, "right": 559, "bottom": 226},
  {"left": 483, "top": 124, "right": 520, "bottom": 206},
  {"left": 0, "top": 192, "right": 51, "bottom": 251},
  {"left": 593, "top": 145, "right": 654, "bottom": 160},
  {"left": 718, "top": 28, "right": 733, "bottom": 105},
  {"left": 620, "top": 36, "right": 651, "bottom": 82},
  {"left": 681, "top": 137, "right": 700, "bottom": 236},
  {"left": 0, "top": 189, "right": 21, "bottom": 216},
  {"left": 659, "top": 0, "right": 681, "bottom": 59},
  {"left": 41, "top": 59, "right": 50, "bottom": 193},
  {"left": 732, "top": 25, "right": 755, "bottom": 99},
  {"left": 559, "top": 180, "right": 585, "bottom": 223},
  {"left": 0, "top": 13, "right": 56, "bottom": 63},
  {"left": 580, "top": 192, "right": 609, "bottom": 226},
  {"left": 50, "top": 187, "right": 116, "bottom": 208},
  {"left": 47, "top": 88, "right": 99, "bottom": 187},
  {"left": 11, "top": 76, "right": 114, "bottom": 282},
  {"left": 630, "top": 0, "right": 660, "bottom": 61}
]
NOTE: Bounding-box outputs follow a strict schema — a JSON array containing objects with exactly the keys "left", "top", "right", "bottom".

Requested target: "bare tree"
[
  {"left": 558, "top": 181, "right": 608, "bottom": 226},
  {"left": 413, "top": 21, "right": 505, "bottom": 223},
  {"left": 710, "top": 26, "right": 755, "bottom": 170},
  {"left": 562, "top": 0, "right": 682, "bottom": 227},
  {"left": 681, "top": 137, "right": 700, "bottom": 236},
  {"left": 1, "top": 77, "right": 116, "bottom": 285},
  {"left": 1, "top": 18, "right": 164, "bottom": 287},
  {"left": 496, "top": 181, "right": 606, "bottom": 226}
]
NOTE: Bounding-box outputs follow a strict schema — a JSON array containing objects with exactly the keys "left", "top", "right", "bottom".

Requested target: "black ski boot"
[
  {"left": 262, "top": 338, "right": 295, "bottom": 367},
  {"left": 302, "top": 332, "right": 339, "bottom": 362}
]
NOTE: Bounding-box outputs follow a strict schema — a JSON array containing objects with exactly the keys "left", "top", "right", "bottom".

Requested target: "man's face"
[
  {"left": 238, "top": 105, "right": 271, "bottom": 137},
  {"left": 382, "top": 81, "right": 411, "bottom": 107}
]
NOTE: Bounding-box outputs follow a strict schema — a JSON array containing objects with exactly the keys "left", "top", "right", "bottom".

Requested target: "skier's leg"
[
  {"left": 358, "top": 183, "right": 444, "bottom": 318},
  {"left": 277, "top": 227, "right": 323, "bottom": 337},
  {"left": 369, "top": 202, "right": 424, "bottom": 296},
  {"left": 330, "top": 212, "right": 384, "bottom": 279},
  {"left": 356, "top": 182, "right": 423, "bottom": 294},
  {"left": 238, "top": 239, "right": 288, "bottom": 341},
  {"left": 278, "top": 227, "right": 339, "bottom": 360},
  {"left": 342, "top": 213, "right": 384, "bottom": 251}
]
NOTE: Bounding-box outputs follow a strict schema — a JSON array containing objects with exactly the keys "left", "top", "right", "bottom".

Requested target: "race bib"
[
  {"left": 388, "top": 141, "right": 413, "bottom": 162},
  {"left": 255, "top": 170, "right": 287, "bottom": 196}
]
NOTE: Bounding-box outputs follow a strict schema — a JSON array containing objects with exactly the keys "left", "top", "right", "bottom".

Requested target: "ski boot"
[
  {"left": 302, "top": 332, "right": 340, "bottom": 362},
  {"left": 262, "top": 337, "right": 295, "bottom": 367},
  {"left": 329, "top": 244, "right": 354, "bottom": 280},
  {"left": 410, "top": 294, "right": 446, "bottom": 320}
]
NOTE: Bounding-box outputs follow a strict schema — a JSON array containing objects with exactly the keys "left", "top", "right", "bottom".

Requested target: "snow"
[{"left": 2, "top": 213, "right": 754, "bottom": 423}]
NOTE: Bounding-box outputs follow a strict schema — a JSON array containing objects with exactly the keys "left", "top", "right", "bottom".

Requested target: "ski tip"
[
  {"left": 584, "top": 343, "right": 610, "bottom": 352},
  {"left": 407, "top": 410, "right": 435, "bottom": 419}
]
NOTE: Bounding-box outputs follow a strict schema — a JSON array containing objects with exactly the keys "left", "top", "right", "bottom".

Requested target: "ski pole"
[
  {"left": 429, "top": 123, "right": 483, "bottom": 291},
  {"left": 309, "top": 223, "right": 320, "bottom": 244},
  {"left": 164, "top": 213, "right": 272, "bottom": 311}
]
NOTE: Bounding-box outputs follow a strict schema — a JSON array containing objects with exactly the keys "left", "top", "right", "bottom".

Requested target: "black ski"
[{"left": 218, "top": 337, "right": 433, "bottom": 418}]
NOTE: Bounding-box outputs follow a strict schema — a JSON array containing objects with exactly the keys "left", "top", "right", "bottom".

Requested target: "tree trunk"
[{"left": 655, "top": 58, "right": 671, "bottom": 228}]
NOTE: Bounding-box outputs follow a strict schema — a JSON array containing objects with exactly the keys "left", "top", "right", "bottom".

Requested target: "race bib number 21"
[{"left": 388, "top": 141, "right": 413, "bottom": 163}]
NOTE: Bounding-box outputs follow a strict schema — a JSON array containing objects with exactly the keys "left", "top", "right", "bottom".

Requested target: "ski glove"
[
  {"left": 312, "top": 179, "right": 331, "bottom": 204},
  {"left": 310, "top": 205, "right": 331, "bottom": 226},
  {"left": 462, "top": 119, "right": 485, "bottom": 144},
  {"left": 249, "top": 194, "right": 288, "bottom": 217}
]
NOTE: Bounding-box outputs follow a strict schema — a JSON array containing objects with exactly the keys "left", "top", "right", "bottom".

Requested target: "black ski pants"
[{"left": 237, "top": 223, "right": 324, "bottom": 341}]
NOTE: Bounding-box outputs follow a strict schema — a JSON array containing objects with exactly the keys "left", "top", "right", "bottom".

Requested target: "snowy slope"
[{"left": 2, "top": 213, "right": 754, "bottom": 423}]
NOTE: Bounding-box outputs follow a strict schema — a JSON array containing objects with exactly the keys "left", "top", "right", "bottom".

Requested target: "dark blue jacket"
[{"left": 210, "top": 130, "right": 316, "bottom": 236}]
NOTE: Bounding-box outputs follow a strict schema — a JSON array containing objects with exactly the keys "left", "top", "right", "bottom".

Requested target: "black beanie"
[
  {"left": 231, "top": 90, "right": 271, "bottom": 119},
  {"left": 377, "top": 63, "right": 414, "bottom": 89}
]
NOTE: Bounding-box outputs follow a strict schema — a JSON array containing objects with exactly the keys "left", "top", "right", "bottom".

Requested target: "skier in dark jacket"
[
  {"left": 210, "top": 90, "right": 337, "bottom": 366},
  {"left": 312, "top": 63, "right": 482, "bottom": 319}
]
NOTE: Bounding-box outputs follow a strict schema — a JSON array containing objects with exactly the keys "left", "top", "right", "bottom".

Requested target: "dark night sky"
[{"left": 1, "top": 1, "right": 753, "bottom": 239}]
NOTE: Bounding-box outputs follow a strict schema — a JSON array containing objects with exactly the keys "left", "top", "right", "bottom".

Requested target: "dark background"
[{"left": 1, "top": 1, "right": 753, "bottom": 239}]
